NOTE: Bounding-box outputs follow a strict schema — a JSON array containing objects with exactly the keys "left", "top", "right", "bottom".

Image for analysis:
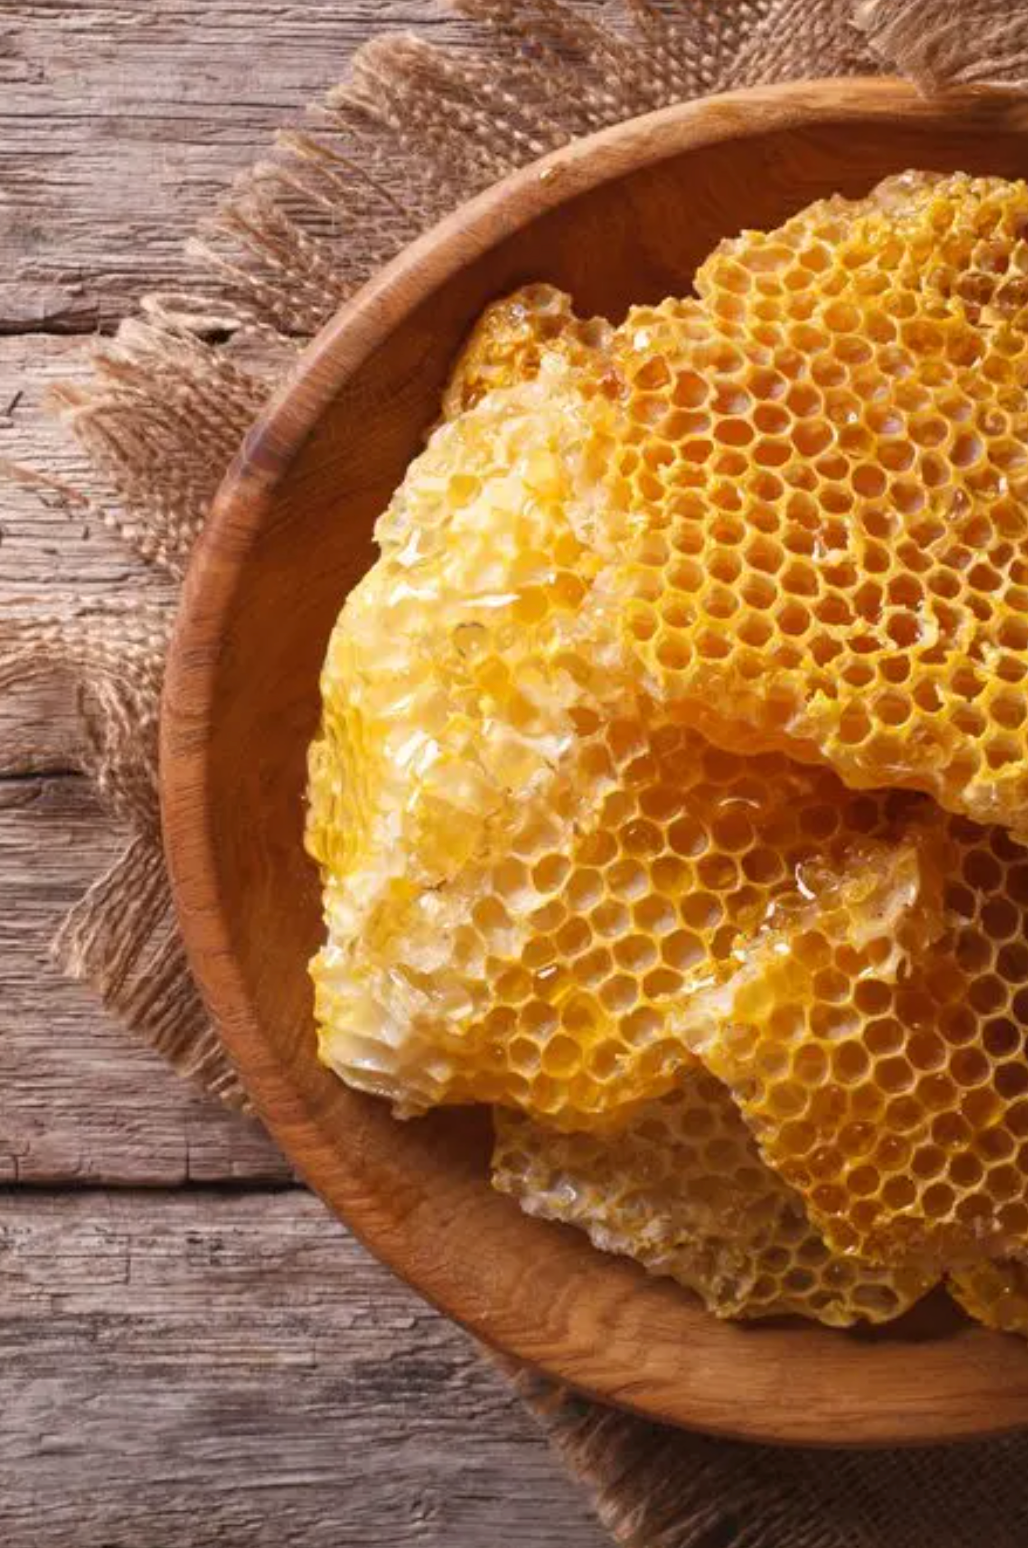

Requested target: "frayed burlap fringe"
[
  {"left": 7, "top": 2, "right": 1028, "bottom": 1545},
  {"left": 856, "top": 0, "right": 1028, "bottom": 94}
]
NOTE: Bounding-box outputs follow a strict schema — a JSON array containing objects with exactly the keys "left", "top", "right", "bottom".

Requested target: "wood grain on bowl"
[{"left": 161, "top": 78, "right": 1028, "bottom": 1445}]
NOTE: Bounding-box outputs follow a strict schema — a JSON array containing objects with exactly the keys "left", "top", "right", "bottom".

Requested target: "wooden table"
[{"left": 0, "top": 6, "right": 606, "bottom": 1542}]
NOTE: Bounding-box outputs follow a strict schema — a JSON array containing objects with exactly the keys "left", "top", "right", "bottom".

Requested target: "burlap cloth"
[{"left": 7, "top": 2, "right": 1028, "bottom": 1543}]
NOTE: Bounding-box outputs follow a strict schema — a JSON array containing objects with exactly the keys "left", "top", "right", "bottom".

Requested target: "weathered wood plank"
[
  {"left": 0, "top": 774, "right": 289, "bottom": 1184},
  {"left": 0, "top": 1190, "right": 606, "bottom": 1548},
  {"left": 1, "top": 0, "right": 479, "bottom": 332},
  {"left": 0, "top": 331, "right": 269, "bottom": 768},
  {"left": 1, "top": 9, "right": 608, "bottom": 1542},
  {"left": 0, "top": 332, "right": 151, "bottom": 769},
  {"left": 0, "top": 333, "right": 149, "bottom": 601}
]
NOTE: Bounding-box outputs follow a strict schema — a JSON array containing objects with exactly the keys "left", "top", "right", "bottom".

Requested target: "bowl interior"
[{"left": 163, "top": 80, "right": 1028, "bottom": 1443}]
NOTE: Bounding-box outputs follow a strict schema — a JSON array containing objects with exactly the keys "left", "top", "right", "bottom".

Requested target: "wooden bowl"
[{"left": 162, "top": 78, "right": 1028, "bottom": 1445}]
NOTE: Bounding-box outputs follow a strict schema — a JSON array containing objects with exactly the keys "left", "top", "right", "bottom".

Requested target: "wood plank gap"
[
  {"left": 0, "top": 1179, "right": 304, "bottom": 1198},
  {"left": 0, "top": 765, "right": 82, "bottom": 784}
]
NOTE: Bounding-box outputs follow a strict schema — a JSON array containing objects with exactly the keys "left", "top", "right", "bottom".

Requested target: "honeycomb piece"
[
  {"left": 311, "top": 287, "right": 936, "bottom": 1130},
  {"left": 442, "top": 283, "right": 614, "bottom": 419},
  {"left": 308, "top": 362, "right": 630, "bottom": 1112},
  {"left": 492, "top": 1073, "right": 936, "bottom": 1326},
  {"left": 684, "top": 816, "right": 1028, "bottom": 1267},
  {"left": 315, "top": 670, "right": 927, "bottom": 1128},
  {"left": 306, "top": 356, "right": 619, "bottom": 898},
  {"left": 949, "top": 1260, "right": 1028, "bottom": 1335},
  {"left": 608, "top": 171, "right": 1028, "bottom": 833}
]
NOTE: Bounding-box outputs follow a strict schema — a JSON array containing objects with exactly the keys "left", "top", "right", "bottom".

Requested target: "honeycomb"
[
  {"left": 492, "top": 1072, "right": 936, "bottom": 1326},
  {"left": 442, "top": 283, "right": 613, "bottom": 419},
  {"left": 607, "top": 172, "right": 1028, "bottom": 834},
  {"left": 313, "top": 673, "right": 939, "bottom": 1129},
  {"left": 949, "top": 1259, "right": 1028, "bottom": 1334},
  {"left": 307, "top": 358, "right": 630, "bottom": 1112},
  {"left": 309, "top": 171, "right": 1028, "bottom": 1335},
  {"left": 311, "top": 272, "right": 939, "bottom": 1131},
  {"left": 306, "top": 361, "right": 615, "bottom": 885},
  {"left": 685, "top": 817, "right": 1028, "bottom": 1267}
]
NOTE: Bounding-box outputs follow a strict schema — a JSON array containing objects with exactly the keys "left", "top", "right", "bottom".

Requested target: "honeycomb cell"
[
  {"left": 608, "top": 172, "right": 1028, "bottom": 834},
  {"left": 492, "top": 1072, "right": 935, "bottom": 1326},
  {"left": 684, "top": 817, "right": 1028, "bottom": 1266}
]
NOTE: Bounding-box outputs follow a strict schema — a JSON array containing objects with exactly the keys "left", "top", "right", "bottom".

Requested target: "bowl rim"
[{"left": 161, "top": 75, "right": 1028, "bottom": 1445}]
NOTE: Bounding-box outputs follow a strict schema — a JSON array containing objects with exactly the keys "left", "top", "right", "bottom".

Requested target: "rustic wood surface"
[
  {"left": 1, "top": 1191, "right": 605, "bottom": 1548},
  {"left": 0, "top": 5, "right": 606, "bottom": 1543}
]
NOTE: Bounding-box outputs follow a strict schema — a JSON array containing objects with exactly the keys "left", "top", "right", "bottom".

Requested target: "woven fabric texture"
[{"left": 6, "top": 3, "right": 1028, "bottom": 1544}]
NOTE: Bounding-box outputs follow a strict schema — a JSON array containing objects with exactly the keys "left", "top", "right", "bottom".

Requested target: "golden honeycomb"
[
  {"left": 313, "top": 667, "right": 937, "bottom": 1129},
  {"left": 492, "top": 1072, "right": 936, "bottom": 1326},
  {"left": 685, "top": 817, "right": 1028, "bottom": 1267},
  {"left": 949, "top": 1259, "right": 1028, "bottom": 1334},
  {"left": 442, "top": 283, "right": 613, "bottom": 419},
  {"left": 607, "top": 172, "right": 1028, "bottom": 834},
  {"left": 306, "top": 361, "right": 613, "bottom": 885},
  {"left": 309, "top": 170, "right": 1028, "bottom": 1335},
  {"left": 310, "top": 271, "right": 938, "bottom": 1131},
  {"left": 307, "top": 359, "right": 629, "bottom": 1113}
]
